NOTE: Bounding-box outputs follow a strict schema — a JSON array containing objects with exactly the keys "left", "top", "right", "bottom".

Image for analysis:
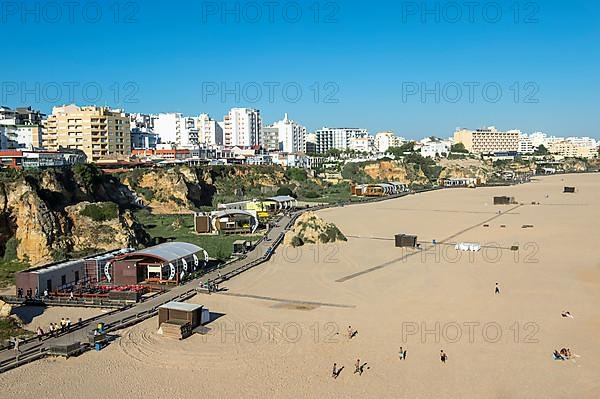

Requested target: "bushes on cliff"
[
  {"left": 80, "top": 203, "right": 119, "bottom": 222},
  {"left": 74, "top": 163, "right": 103, "bottom": 191}
]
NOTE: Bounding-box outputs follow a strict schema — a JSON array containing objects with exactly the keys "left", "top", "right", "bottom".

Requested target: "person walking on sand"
[
  {"left": 399, "top": 347, "right": 406, "bottom": 360},
  {"left": 347, "top": 326, "right": 353, "bottom": 339},
  {"left": 331, "top": 363, "right": 338, "bottom": 378},
  {"left": 440, "top": 350, "right": 448, "bottom": 364},
  {"left": 359, "top": 362, "right": 368, "bottom": 375},
  {"left": 495, "top": 283, "right": 500, "bottom": 295},
  {"left": 354, "top": 358, "right": 360, "bottom": 374}
]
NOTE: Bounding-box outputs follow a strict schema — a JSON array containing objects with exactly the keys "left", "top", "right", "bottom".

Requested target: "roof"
[
  {"left": 267, "top": 196, "right": 296, "bottom": 203},
  {"left": 30, "top": 259, "right": 85, "bottom": 274},
  {"left": 159, "top": 302, "right": 203, "bottom": 312},
  {"left": 213, "top": 209, "right": 256, "bottom": 219},
  {"left": 124, "top": 242, "right": 202, "bottom": 263}
]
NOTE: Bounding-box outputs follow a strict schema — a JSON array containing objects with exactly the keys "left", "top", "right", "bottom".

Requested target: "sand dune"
[{"left": 1, "top": 174, "right": 600, "bottom": 399}]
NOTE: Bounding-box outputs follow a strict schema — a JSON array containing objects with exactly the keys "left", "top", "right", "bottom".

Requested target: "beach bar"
[{"left": 109, "top": 242, "right": 206, "bottom": 286}]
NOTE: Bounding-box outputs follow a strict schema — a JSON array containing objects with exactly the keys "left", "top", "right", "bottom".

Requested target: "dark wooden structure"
[
  {"left": 493, "top": 196, "right": 515, "bottom": 205},
  {"left": 194, "top": 214, "right": 211, "bottom": 233},
  {"left": 158, "top": 302, "right": 203, "bottom": 329},
  {"left": 395, "top": 234, "right": 418, "bottom": 248},
  {"left": 563, "top": 187, "right": 576, "bottom": 193}
]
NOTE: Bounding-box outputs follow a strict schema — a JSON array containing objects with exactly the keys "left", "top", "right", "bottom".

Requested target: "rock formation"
[{"left": 284, "top": 212, "right": 347, "bottom": 247}]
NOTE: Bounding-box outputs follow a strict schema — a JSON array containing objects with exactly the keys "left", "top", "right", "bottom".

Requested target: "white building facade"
[
  {"left": 196, "top": 114, "right": 224, "bottom": 146},
  {"left": 315, "top": 127, "right": 369, "bottom": 154},
  {"left": 270, "top": 113, "right": 307, "bottom": 153},
  {"left": 375, "top": 132, "right": 405, "bottom": 153},
  {"left": 224, "top": 108, "right": 261, "bottom": 147}
]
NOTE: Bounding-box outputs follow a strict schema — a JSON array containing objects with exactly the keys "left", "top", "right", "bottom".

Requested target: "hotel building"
[{"left": 453, "top": 127, "right": 520, "bottom": 154}]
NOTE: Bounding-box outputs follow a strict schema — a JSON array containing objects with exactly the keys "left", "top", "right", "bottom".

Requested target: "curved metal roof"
[
  {"left": 267, "top": 196, "right": 296, "bottom": 202},
  {"left": 123, "top": 242, "right": 202, "bottom": 263},
  {"left": 213, "top": 209, "right": 256, "bottom": 219}
]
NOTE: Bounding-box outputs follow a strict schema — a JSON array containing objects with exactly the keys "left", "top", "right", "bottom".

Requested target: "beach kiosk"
[
  {"left": 493, "top": 196, "right": 515, "bottom": 205},
  {"left": 395, "top": 234, "right": 418, "bottom": 248},
  {"left": 158, "top": 302, "right": 203, "bottom": 340}
]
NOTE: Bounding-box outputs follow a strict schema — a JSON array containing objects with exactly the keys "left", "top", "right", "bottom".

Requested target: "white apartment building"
[
  {"left": 0, "top": 106, "right": 43, "bottom": 150},
  {"left": 349, "top": 135, "right": 375, "bottom": 153},
  {"left": 419, "top": 138, "right": 451, "bottom": 158},
  {"left": 223, "top": 108, "right": 261, "bottom": 147},
  {"left": 258, "top": 126, "right": 280, "bottom": 151},
  {"left": 375, "top": 132, "right": 405, "bottom": 153},
  {"left": 453, "top": 126, "right": 520, "bottom": 154},
  {"left": 270, "top": 113, "right": 307, "bottom": 153},
  {"left": 152, "top": 113, "right": 182, "bottom": 145},
  {"left": 152, "top": 113, "right": 201, "bottom": 148},
  {"left": 196, "top": 114, "right": 224, "bottom": 146},
  {"left": 529, "top": 132, "right": 563, "bottom": 148},
  {"left": 518, "top": 135, "right": 535, "bottom": 154},
  {"left": 315, "top": 127, "right": 369, "bottom": 154}
]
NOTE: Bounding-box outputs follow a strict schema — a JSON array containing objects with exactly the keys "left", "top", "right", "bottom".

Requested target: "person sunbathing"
[
  {"left": 561, "top": 311, "right": 574, "bottom": 318},
  {"left": 553, "top": 350, "right": 565, "bottom": 360}
]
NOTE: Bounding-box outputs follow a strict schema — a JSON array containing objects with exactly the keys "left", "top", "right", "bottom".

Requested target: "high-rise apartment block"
[{"left": 43, "top": 105, "right": 131, "bottom": 162}]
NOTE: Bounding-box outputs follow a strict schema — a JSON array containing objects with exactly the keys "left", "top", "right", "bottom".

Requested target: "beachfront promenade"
[{"left": 0, "top": 213, "right": 294, "bottom": 373}]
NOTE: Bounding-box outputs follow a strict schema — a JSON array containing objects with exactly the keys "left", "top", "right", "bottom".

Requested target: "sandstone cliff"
[
  {"left": 0, "top": 168, "right": 150, "bottom": 266},
  {"left": 66, "top": 202, "right": 149, "bottom": 254},
  {"left": 437, "top": 159, "right": 493, "bottom": 183},
  {"left": 362, "top": 161, "right": 429, "bottom": 185}
]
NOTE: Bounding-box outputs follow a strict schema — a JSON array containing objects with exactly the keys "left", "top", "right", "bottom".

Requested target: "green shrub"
[
  {"left": 169, "top": 195, "right": 186, "bottom": 207},
  {"left": 290, "top": 235, "right": 304, "bottom": 247},
  {"left": 80, "top": 203, "right": 119, "bottom": 222},
  {"left": 277, "top": 186, "right": 296, "bottom": 198},
  {"left": 2, "top": 237, "right": 19, "bottom": 262},
  {"left": 138, "top": 188, "right": 155, "bottom": 201},
  {"left": 303, "top": 190, "right": 321, "bottom": 199},
  {"left": 74, "top": 163, "right": 103, "bottom": 190},
  {"left": 285, "top": 167, "right": 308, "bottom": 182}
]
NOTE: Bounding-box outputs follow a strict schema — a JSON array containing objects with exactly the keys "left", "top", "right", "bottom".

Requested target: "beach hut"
[
  {"left": 158, "top": 302, "right": 204, "bottom": 340},
  {"left": 395, "top": 234, "right": 418, "bottom": 248},
  {"left": 158, "top": 302, "right": 203, "bottom": 329},
  {"left": 493, "top": 196, "right": 515, "bottom": 205}
]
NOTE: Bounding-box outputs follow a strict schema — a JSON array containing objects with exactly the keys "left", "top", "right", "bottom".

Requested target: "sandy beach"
[{"left": 1, "top": 174, "right": 599, "bottom": 399}]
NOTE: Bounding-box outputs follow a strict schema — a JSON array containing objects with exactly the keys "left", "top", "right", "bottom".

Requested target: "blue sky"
[{"left": 1, "top": 0, "right": 599, "bottom": 138}]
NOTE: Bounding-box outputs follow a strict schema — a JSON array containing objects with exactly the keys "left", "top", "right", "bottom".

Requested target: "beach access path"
[{"left": 0, "top": 213, "right": 294, "bottom": 373}]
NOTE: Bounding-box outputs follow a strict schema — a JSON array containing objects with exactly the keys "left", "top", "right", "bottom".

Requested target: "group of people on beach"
[
  {"left": 331, "top": 325, "right": 453, "bottom": 379},
  {"left": 553, "top": 348, "right": 572, "bottom": 361}
]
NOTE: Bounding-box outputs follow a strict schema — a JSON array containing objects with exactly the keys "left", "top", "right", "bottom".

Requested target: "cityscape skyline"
[{"left": 1, "top": 101, "right": 593, "bottom": 140}]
